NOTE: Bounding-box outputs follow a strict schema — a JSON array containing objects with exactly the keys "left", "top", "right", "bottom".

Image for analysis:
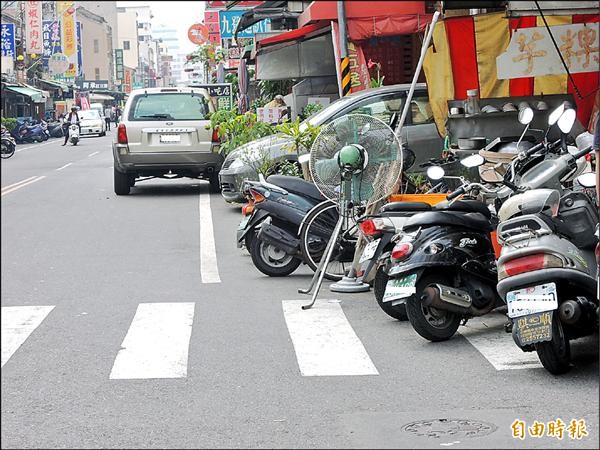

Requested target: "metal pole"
[
  {"left": 395, "top": 11, "right": 441, "bottom": 141},
  {"left": 337, "top": 1, "right": 351, "bottom": 96}
]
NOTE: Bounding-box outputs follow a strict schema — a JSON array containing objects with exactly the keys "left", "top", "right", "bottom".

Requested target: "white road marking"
[
  {"left": 15, "top": 141, "right": 54, "bottom": 152},
  {"left": 458, "top": 313, "right": 543, "bottom": 370},
  {"left": 1, "top": 176, "right": 38, "bottom": 191},
  {"left": 88, "top": 151, "right": 99, "bottom": 157},
  {"left": 199, "top": 190, "right": 221, "bottom": 283},
  {"left": 109, "top": 303, "right": 195, "bottom": 380},
  {"left": 0, "top": 176, "right": 46, "bottom": 196},
  {"left": 282, "top": 300, "right": 379, "bottom": 376},
  {"left": 56, "top": 163, "right": 73, "bottom": 171},
  {"left": 1, "top": 306, "right": 55, "bottom": 367}
]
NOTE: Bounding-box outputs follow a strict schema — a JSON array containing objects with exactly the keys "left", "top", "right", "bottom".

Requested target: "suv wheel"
[
  {"left": 209, "top": 174, "right": 220, "bottom": 193},
  {"left": 114, "top": 169, "right": 131, "bottom": 195}
]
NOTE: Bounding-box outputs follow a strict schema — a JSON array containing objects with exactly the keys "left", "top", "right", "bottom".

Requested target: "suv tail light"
[
  {"left": 117, "top": 123, "right": 128, "bottom": 144},
  {"left": 212, "top": 128, "right": 220, "bottom": 143},
  {"left": 391, "top": 242, "right": 413, "bottom": 261},
  {"left": 498, "top": 253, "right": 563, "bottom": 280},
  {"left": 359, "top": 218, "right": 393, "bottom": 237}
]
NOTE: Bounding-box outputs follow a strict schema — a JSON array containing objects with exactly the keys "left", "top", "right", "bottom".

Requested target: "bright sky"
[{"left": 117, "top": 1, "right": 206, "bottom": 54}]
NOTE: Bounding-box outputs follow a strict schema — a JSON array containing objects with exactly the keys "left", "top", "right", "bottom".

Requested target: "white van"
[{"left": 90, "top": 103, "right": 107, "bottom": 134}]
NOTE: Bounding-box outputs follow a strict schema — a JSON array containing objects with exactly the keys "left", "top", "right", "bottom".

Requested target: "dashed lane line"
[{"left": 56, "top": 163, "right": 73, "bottom": 171}]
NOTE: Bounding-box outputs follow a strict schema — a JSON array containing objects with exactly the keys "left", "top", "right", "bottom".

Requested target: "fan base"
[{"left": 329, "top": 277, "right": 371, "bottom": 293}]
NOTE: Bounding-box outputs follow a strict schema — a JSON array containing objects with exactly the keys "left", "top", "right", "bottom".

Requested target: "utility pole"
[{"left": 336, "top": 1, "right": 351, "bottom": 97}]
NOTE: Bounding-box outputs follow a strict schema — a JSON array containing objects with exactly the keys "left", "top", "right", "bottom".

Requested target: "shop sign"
[
  {"left": 189, "top": 83, "right": 233, "bottom": 110},
  {"left": 25, "top": 1, "right": 43, "bottom": 54},
  {"left": 1, "top": 23, "right": 16, "bottom": 58},
  {"left": 42, "top": 21, "right": 61, "bottom": 67},
  {"left": 497, "top": 23, "right": 600, "bottom": 78},
  {"left": 115, "top": 49, "right": 124, "bottom": 80},
  {"left": 219, "top": 10, "right": 269, "bottom": 39},
  {"left": 77, "top": 79, "right": 109, "bottom": 90}
]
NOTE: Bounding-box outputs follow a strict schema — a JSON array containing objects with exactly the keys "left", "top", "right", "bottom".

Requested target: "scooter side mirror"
[
  {"left": 577, "top": 172, "right": 596, "bottom": 188},
  {"left": 460, "top": 154, "right": 485, "bottom": 168},
  {"left": 557, "top": 108, "right": 576, "bottom": 134},
  {"left": 548, "top": 103, "right": 564, "bottom": 126},
  {"left": 427, "top": 165, "right": 445, "bottom": 180},
  {"left": 518, "top": 107, "right": 534, "bottom": 125}
]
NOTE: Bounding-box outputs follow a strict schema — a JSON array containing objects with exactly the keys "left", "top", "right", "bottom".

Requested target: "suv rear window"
[{"left": 128, "top": 93, "right": 210, "bottom": 121}]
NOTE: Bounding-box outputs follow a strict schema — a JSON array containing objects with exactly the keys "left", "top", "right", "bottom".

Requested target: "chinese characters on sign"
[
  {"left": 115, "top": 49, "right": 124, "bottom": 80},
  {"left": 78, "top": 80, "right": 109, "bottom": 90},
  {"left": 497, "top": 23, "right": 599, "bottom": 78},
  {"left": 218, "top": 10, "right": 270, "bottom": 39},
  {"left": 511, "top": 419, "right": 589, "bottom": 440},
  {"left": 1, "top": 23, "right": 16, "bottom": 58},
  {"left": 204, "top": 11, "right": 221, "bottom": 45},
  {"left": 189, "top": 83, "right": 233, "bottom": 110},
  {"left": 42, "top": 20, "right": 61, "bottom": 68},
  {"left": 25, "top": 1, "right": 43, "bottom": 54}
]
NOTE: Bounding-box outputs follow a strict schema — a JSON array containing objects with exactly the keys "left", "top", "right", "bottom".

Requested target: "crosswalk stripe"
[
  {"left": 458, "top": 313, "right": 543, "bottom": 370},
  {"left": 109, "top": 303, "right": 195, "bottom": 380},
  {"left": 1, "top": 306, "right": 55, "bottom": 367},
  {"left": 282, "top": 300, "right": 379, "bottom": 376}
]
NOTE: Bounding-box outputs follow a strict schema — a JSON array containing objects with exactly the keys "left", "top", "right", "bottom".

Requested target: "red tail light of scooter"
[
  {"left": 359, "top": 218, "right": 393, "bottom": 237},
  {"left": 391, "top": 242, "right": 413, "bottom": 261},
  {"left": 248, "top": 188, "right": 265, "bottom": 204},
  {"left": 498, "top": 253, "right": 563, "bottom": 280}
]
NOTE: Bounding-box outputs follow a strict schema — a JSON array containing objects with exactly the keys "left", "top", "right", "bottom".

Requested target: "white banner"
[
  {"left": 24, "top": 1, "right": 43, "bottom": 54},
  {"left": 497, "top": 23, "right": 599, "bottom": 79}
]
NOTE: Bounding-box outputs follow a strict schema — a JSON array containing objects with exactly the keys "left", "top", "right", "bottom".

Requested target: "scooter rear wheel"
[
  {"left": 1, "top": 141, "right": 16, "bottom": 159},
  {"left": 406, "top": 274, "right": 461, "bottom": 341},
  {"left": 249, "top": 237, "right": 301, "bottom": 277},
  {"left": 535, "top": 311, "right": 572, "bottom": 375}
]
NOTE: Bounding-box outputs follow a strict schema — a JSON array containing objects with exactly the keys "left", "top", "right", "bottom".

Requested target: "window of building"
[
  {"left": 93, "top": 39, "right": 99, "bottom": 53},
  {"left": 123, "top": 40, "right": 130, "bottom": 50},
  {"left": 95, "top": 68, "right": 100, "bottom": 80},
  {"left": 138, "top": 36, "right": 145, "bottom": 42}
]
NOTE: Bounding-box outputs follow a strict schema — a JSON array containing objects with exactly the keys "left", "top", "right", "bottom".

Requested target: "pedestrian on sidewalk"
[{"left": 104, "top": 105, "right": 113, "bottom": 131}]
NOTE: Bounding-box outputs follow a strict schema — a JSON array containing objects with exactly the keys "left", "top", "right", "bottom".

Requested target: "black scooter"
[{"left": 236, "top": 174, "right": 329, "bottom": 277}]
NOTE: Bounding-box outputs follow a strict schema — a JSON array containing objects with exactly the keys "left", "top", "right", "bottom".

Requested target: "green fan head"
[{"left": 338, "top": 144, "right": 364, "bottom": 169}]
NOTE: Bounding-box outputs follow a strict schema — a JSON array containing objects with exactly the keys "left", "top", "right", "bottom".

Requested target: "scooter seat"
[
  {"left": 266, "top": 175, "right": 324, "bottom": 201},
  {"left": 434, "top": 199, "right": 492, "bottom": 219},
  {"left": 379, "top": 201, "right": 432, "bottom": 213},
  {"left": 403, "top": 211, "right": 493, "bottom": 232}
]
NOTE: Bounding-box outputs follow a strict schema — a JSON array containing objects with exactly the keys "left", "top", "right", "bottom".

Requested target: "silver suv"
[{"left": 113, "top": 87, "right": 222, "bottom": 195}]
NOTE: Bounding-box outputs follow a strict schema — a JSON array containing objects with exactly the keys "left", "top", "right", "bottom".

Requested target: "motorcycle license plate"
[
  {"left": 383, "top": 273, "right": 417, "bottom": 303},
  {"left": 506, "top": 282, "right": 558, "bottom": 319},
  {"left": 513, "top": 311, "right": 553, "bottom": 346},
  {"left": 160, "top": 134, "right": 181, "bottom": 143},
  {"left": 359, "top": 239, "right": 381, "bottom": 263}
]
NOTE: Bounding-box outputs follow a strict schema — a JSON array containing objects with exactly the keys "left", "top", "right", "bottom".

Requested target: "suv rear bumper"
[{"left": 114, "top": 146, "right": 224, "bottom": 176}]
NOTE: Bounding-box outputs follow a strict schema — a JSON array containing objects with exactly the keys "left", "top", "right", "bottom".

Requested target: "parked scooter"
[
  {"left": 495, "top": 104, "right": 597, "bottom": 374},
  {"left": 1, "top": 125, "right": 16, "bottom": 159},
  {"left": 11, "top": 120, "right": 48, "bottom": 144},
  {"left": 237, "top": 174, "right": 329, "bottom": 277}
]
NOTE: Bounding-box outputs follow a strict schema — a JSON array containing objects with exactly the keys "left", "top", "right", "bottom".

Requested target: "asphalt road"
[{"left": 1, "top": 132, "right": 598, "bottom": 449}]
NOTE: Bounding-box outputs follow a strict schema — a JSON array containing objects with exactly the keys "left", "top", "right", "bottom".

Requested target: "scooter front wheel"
[
  {"left": 535, "top": 311, "right": 572, "bottom": 375},
  {"left": 405, "top": 274, "right": 461, "bottom": 341},
  {"left": 249, "top": 237, "right": 301, "bottom": 277}
]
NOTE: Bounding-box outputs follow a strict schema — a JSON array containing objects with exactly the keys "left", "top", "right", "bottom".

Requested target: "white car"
[{"left": 79, "top": 109, "right": 106, "bottom": 137}]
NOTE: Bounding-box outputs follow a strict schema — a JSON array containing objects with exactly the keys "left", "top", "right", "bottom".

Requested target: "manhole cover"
[{"left": 402, "top": 418, "right": 497, "bottom": 439}]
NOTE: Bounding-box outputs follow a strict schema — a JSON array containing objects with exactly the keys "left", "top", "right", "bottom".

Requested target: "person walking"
[
  {"left": 104, "top": 105, "right": 112, "bottom": 131},
  {"left": 61, "top": 107, "right": 80, "bottom": 146}
]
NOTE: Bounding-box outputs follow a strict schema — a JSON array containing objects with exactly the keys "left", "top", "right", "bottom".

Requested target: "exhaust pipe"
[
  {"left": 421, "top": 284, "right": 472, "bottom": 315},
  {"left": 559, "top": 300, "right": 581, "bottom": 325}
]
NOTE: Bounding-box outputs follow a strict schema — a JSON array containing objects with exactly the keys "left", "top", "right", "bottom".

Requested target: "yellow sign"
[
  {"left": 57, "top": 1, "right": 76, "bottom": 57},
  {"left": 511, "top": 419, "right": 588, "bottom": 440}
]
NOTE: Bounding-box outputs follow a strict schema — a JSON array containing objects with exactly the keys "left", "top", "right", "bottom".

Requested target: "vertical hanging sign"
[
  {"left": 57, "top": 1, "right": 77, "bottom": 78},
  {"left": 25, "top": 1, "right": 43, "bottom": 54}
]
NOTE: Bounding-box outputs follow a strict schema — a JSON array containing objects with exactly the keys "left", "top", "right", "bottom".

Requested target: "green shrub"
[
  {"left": 302, "top": 103, "right": 323, "bottom": 120},
  {"left": 208, "top": 110, "right": 277, "bottom": 157},
  {"left": 1, "top": 117, "right": 17, "bottom": 132}
]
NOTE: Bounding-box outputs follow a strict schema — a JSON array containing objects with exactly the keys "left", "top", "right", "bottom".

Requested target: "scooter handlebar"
[
  {"left": 572, "top": 145, "right": 594, "bottom": 161},
  {"left": 446, "top": 185, "right": 466, "bottom": 201}
]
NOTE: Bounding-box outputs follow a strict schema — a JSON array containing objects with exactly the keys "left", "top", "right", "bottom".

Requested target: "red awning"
[
  {"left": 298, "top": 1, "right": 430, "bottom": 41},
  {"left": 257, "top": 22, "right": 329, "bottom": 47}
]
